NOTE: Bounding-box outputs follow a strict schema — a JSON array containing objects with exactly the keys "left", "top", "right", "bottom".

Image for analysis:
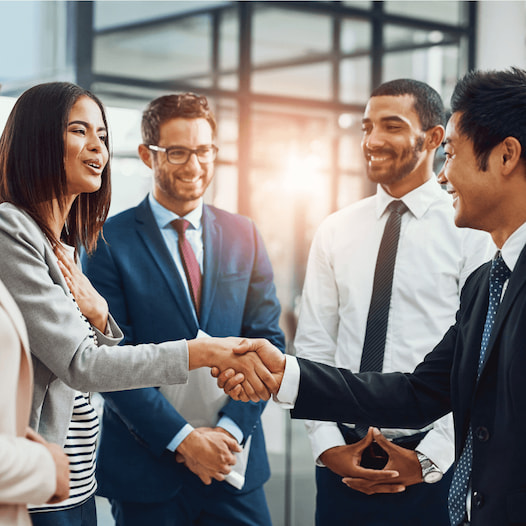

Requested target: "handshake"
[{"left": 187, "top": 337, "right": 286, "bottom": 402}]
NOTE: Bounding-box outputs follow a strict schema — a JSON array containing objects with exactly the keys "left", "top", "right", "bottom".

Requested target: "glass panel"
[
  {"left": 94, "top": 1, "right": 229, "bottom": 30},
  {"left": 341, "top": 18, "right": 371, "bottom": 54},
  {"left": 342, "top": 0, "right": 373, "bottom": 9},
  {"left": 385, "top": 24, "right": 455, "bottom": 50},
  {"left": 252, "top": 6, "right": 332, "bottom": 65},
  {"left": 340, "top": 56, "right": 371, "bottom": 104},
  {"left": 0, "top": 1, "right": 69, "bottom": 93},
  {"left": 338, "top": 119, "right": 367, "bottom": 174},
  {"left": 252, "top": 63, "right": 333, "bottom": 100},
  {"left": 384, "top": 0, "right": 463, "bottom": 26},
  {"left": 93, "top": 13, "right": 213, "bottom": 86},
  {"left": 105, "top": 106, "right": 151, "bottom": 217},
  {"left": 207, "top": 98, "right": 238, "bottom": 212},
  {"left": 218, "top": 7, "right": 239, "bottom": 90},
  {"left": 383, "top": 44, "right": 461, "bottom": 106}
]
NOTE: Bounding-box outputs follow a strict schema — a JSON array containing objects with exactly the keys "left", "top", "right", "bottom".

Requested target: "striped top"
[
  {"left": 29, "top": 245, "right": 100, "bottom": 513},
  {"left": 29, "top": 392, "right": 99, "bottom": 513}
]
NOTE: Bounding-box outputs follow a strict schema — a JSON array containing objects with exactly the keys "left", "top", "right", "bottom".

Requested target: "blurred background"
[{"left": 1, "top": 1, "right": 525, "bottom": 524}]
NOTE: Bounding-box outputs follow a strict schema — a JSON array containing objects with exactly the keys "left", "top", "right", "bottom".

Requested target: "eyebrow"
[
  {"left": 68, "top": 119, "right": 107, "bottom": 132},
  {"left": 361, "top": 116, "right": 407, "bottom": 125}
]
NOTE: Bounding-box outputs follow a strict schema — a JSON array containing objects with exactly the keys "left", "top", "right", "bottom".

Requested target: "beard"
[{"left": 366, "top": 136, "right": 425, "bottom": 185}]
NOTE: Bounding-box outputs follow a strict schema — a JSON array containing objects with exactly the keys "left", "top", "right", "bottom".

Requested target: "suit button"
[
  {"left": 473, "top": 491, "right": 484, "bottom": 508},
  {"left": 474, "top": 426, "right": 490, "bottom": 442}
]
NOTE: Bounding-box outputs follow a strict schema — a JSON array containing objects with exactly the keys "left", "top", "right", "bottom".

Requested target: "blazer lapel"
[
  {"left": 134, "top": 198, "right": 198, "bottom": 333},
  {"left": 199, "top": 205, "right": 221, "bottom": 330},
  {"left": 477, "top": 244, "right": 526, "bottom": 381}
]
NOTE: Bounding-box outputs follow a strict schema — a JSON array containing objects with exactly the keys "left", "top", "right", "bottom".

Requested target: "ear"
[
  {"left": 138, "top": 144, "right": 153, "bottom": 169},
  {"left": 425, "top": 125, "right": 445, "bottom": 151},
  {"left": 500, "top": 137, "right": 522, "bottom": 176}
]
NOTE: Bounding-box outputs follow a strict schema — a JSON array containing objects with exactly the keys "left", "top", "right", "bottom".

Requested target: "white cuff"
[{"left": 273, "top": 355, "right": 300, "bottom": 408}]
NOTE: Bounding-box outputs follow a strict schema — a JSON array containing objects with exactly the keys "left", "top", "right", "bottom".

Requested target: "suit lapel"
[
  {"left": 477, "top": 244, "right": 526, "bottom": 381},
  {"left": 199, "top": 205, "right": 221, "bottom": 330},
  {"left": 134, "top": 198, "right": 198, "bottom": 333}
]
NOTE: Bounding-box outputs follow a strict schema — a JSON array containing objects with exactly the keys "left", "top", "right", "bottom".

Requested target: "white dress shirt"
[{"left": 292, "top": 178, "right": 495, "bottom": 472}]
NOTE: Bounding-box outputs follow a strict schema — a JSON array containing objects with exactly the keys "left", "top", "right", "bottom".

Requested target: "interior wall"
[{"left": 476, "top": 0, "right": 526, "bottom": 70}]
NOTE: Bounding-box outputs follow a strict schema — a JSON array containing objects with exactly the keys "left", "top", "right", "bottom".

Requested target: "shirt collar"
[
  {"left": 148, "top": 193, "right": 203, "bottom": 231},
  {"left": 499, "top": 220, "right": 526, "bottom": 273},
  {"left": 375, "top": 177, "right": 442, "bottom": 219}
]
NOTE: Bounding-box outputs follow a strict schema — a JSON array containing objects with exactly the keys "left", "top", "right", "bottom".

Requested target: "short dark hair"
[
  {"left": 370, "top": 79, "right": 445, "bottom": 131},
  {"left": 450, "top": 67, "right": 526, "bottom": 170},
  {"left": 0, "top": 82, "right": 111, "bottom": 253},
  {"left": 141, "top": 92, "right": 217, "bottom": 145}
]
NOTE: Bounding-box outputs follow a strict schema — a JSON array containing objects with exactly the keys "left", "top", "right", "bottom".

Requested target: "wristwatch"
[{"left": 416, "top": 451, "right": 443, "bottom": 484}]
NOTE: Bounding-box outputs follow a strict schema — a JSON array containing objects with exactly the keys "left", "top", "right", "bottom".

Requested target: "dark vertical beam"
[
  {"left": 237, "top": 1, "right": 252, "bottom": 217},
  {"left": 330, "top": 17, "right": 341, "bottom": 214},
  {"left": 466, "top": 1, "right": 477, "bottom": 70},
  {"left": 68, "top": 1, "right": 95, "bottom": 89},
  {"left": 371, "top": 1, "right": 383, "bottom": 90},
  {"left": 211, "top": 11, "right": 221, "bottom": 89}
]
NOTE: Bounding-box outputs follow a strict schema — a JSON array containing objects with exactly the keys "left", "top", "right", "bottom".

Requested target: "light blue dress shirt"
[{"left": 148, "top": 194, "right": 243, "bottom": 450}]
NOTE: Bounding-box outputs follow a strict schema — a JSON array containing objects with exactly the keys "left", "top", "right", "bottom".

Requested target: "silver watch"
[{"left": 416, "top": 452, "right": 443, "bottom": 484}]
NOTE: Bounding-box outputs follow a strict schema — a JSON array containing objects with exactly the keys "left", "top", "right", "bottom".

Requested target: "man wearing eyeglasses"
[{"left": 83, "top": 93, "right": 285, "bottom": 526}]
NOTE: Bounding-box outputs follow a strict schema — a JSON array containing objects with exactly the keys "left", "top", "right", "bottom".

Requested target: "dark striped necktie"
[{"left": 355, "top": 200, "right": 408, "bottom": 437}]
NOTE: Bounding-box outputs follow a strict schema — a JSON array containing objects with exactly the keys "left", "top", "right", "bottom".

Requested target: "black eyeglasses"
[{"left": 147, "top": 144, "right": 218, "bottom": 165}]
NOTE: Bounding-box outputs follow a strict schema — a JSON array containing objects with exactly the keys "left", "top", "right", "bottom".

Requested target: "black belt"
[{"left": 337, "top": 423, "right": 429, "bottom": 470}]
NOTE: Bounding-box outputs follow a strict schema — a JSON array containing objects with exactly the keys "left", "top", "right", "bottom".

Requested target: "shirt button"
[{"left": 475, "top": 426, "right": 490, "bottom": 442}]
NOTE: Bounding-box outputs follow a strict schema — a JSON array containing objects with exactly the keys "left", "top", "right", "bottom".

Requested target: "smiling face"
[
  {"left": 140, "top": 117, "right": 215, "bottom": 216},
  {"left": 438, "top": 111, "right": 503, "bottom": 234},
  {"left": 361, "top": 95, "right": 431, "bottom": 196},
  {"left": 64, "top": 95, "right": 109, "bottom": 198}
]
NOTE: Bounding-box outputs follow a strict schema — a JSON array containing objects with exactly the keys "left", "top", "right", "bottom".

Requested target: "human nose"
[
  {"left": 363, "top": 128, "right": 384, "bottom": 150},
  {"left": 183, "top": 151, "right": 201, "bottom": 169},
  {"left": 87, "top": 132, "right": 104, "bottom": 152},
  {"left": 436, "top": 162, "right": 447, "bottom": 185}
]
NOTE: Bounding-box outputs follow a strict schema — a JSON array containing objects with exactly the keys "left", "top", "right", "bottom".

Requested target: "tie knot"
[
  {"left": 490, "top": 252, "right": 511, "bottom": 284},
  {"left": 172, "top": 218, "right": 190, "bottom": 236},
  {"left": 388, "top": 200, "right": 408, "bottom": 216}
]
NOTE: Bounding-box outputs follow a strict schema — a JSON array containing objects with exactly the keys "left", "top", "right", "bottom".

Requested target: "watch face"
[{"left": 424, "top": 470, "right": 443, "bottom": 484}]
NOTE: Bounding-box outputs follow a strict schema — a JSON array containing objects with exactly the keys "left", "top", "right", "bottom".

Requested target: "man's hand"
[
  {"left": 175, "top": 427, "right": 241, "bottom": 485},
  {"left": 212, "top": 339, "right": 286, "bottom": 401},
  {"left": 341, "top": 428, "right": 422, "bottom": 495},
  {"left": 26, "top": 427, "right": 70, "bottom": 503},
  {"left": 319, "top": 428, "right": 401, "bottom": 496},
  {"left": 190, "top": 337, "right": 283, "bottom": 402}
]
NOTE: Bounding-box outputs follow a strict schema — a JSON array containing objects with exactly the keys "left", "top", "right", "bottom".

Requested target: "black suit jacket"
[{"left": 292, "top": 245, "right": 526, "bottom": 526}]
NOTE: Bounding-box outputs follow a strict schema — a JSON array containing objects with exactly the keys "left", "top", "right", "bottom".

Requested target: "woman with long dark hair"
[{"left": 0, "top": 82, "right": 270, "bottom": 526}]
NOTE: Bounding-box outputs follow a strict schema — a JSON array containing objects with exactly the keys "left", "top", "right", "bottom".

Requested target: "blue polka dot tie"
[{"left": 447, "top": 252, "right": 510, "bottom": 525}]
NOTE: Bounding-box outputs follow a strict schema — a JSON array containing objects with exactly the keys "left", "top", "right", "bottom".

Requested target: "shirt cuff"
[
  {"left": 217, "top": 416, "right": 243, "bottom": 444},
  {"left": 166, "top": 423, "right": 194, "bottom": 452},
  {"left": 273, "top": 355, "right": 300, "bottom": 408}
]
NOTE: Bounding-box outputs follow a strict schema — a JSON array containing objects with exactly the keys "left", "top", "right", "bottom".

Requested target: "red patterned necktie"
[{"left": 172, "top": 219, "right": 202, "bottom": 317}]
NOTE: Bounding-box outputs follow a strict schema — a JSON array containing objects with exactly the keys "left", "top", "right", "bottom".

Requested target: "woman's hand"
[{"left": 54, "top": 244, "right": 109, "bottom": 333}]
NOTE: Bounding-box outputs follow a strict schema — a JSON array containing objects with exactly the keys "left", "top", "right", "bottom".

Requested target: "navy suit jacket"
[
  {"left": 83, "top": 197, "right": 285, "bottom": 502},
  {"left": 291, "top": 246, "right": 526, "bottom": 525}
]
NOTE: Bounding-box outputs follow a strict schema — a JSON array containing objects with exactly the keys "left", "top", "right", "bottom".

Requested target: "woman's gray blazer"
[{"left": 0, "top": 203, "right": 189, "bottom": 446}]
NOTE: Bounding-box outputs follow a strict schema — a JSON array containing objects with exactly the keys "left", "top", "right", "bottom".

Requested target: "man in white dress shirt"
[{"left": 293, "top": 79, "right": 493, "bottom": 525}]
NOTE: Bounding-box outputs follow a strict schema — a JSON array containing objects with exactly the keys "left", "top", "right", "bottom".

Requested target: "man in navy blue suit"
[{"left": 83, "top": 93, "right": 285, "bottom": 526}]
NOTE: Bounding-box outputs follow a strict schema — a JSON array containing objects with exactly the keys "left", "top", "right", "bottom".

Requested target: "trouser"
[
  {"left": 30, "top": 496, "right": 97, "bottom": 526},
  {"left": 109, "top": 481, "right": 271, "bottom": 526}
]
